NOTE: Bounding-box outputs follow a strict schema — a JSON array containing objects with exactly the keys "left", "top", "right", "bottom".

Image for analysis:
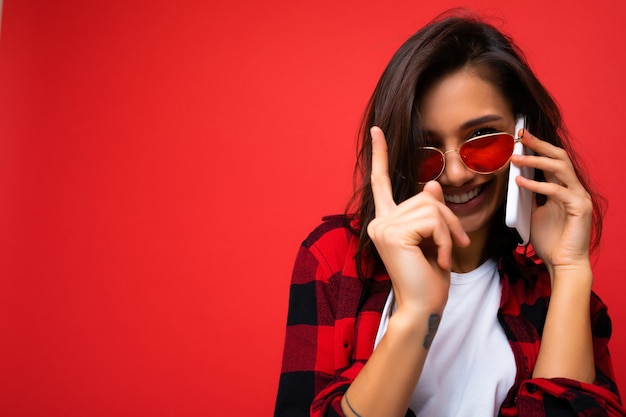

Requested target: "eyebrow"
[
  {"left": 459, "top": 114, "right": 505, "bottom": 130},
  {"left": 420, "top": 114, "right": 507, "bottom": 139}
]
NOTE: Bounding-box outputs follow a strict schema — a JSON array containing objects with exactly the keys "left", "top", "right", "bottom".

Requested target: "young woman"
[{"left": 274, "top": 11, "right": 625, "bottom": 417}]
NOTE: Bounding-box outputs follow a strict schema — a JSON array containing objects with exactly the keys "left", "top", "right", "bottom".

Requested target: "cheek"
[{"left": 493, "top": 169, "right": 509, "bottom": 204}]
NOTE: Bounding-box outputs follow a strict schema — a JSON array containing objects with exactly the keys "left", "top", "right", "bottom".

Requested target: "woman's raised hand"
[
  {"left": 367, "top": 127, "right": 470, "bottom": 313},
  {"left": 511, "top": 130, "right": 594, "bottom": 277},
  {"left": 512, "top": 131, "right": 597, "bottom": 383}
]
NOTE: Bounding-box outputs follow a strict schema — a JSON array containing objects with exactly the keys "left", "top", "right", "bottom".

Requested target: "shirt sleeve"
[
  {"left": 513, "top": 294, "right": 625, "bottom": 417},
  {"left": 274, "top": 218, "right": 366, "bottom": 417},
  {"left": 514, "top": 378, "right": 624, "bottom": 416}
]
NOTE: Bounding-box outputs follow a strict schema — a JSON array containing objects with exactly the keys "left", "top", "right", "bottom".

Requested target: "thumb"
[{"left": 422, "top": 180, "right": 445, "bottom": 203}]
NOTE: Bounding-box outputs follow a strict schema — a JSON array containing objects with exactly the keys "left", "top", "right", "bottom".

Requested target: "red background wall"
[{"left": 1, "top": 1, "right": 624, "bottom": 415}]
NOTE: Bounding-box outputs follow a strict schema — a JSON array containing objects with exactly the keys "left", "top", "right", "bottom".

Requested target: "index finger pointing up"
[{"left": 370, "top": 126, "right": 396, "bottom": 217}]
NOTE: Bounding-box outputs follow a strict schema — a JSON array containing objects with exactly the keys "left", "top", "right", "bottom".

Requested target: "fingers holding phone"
[{"left": 509, "top": 129, "right": 593, "bottom": 269}]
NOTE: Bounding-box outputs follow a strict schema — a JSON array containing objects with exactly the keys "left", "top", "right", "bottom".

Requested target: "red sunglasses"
[{"left": 415, "top": 132, "right": 521, "bottom": 183}]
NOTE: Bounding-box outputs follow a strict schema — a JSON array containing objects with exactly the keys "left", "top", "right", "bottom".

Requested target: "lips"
[{"left": 444, "top": 184, "right": 484, "bottom": 204}]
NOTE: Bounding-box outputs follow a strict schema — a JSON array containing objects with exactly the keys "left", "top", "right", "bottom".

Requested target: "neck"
[{"left": 451, "top": 228, "right": 489, "bottom": 273}]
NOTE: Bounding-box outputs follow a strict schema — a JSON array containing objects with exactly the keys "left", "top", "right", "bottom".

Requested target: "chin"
[{"left": 459, "top": 215, "right": 492, "bottom": 235}]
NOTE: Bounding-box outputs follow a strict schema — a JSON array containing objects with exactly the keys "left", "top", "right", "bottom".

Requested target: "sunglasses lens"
[
  {"left": 416, "top": 148, "right": 444, "bottom": 182},
  {"left": 460, "top": 134, "right": 514, "bottom": 173}
]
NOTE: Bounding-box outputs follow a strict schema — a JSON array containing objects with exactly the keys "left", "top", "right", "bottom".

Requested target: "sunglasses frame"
[{"left": 415, "top": 132, "right": 523, "bottom": 184}]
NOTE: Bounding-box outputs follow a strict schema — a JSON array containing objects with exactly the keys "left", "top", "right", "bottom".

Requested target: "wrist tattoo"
[{"left": 423, "top": 313, "right": 441, "bottom": 349}]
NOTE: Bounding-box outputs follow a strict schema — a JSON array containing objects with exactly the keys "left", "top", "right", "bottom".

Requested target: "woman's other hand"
[
  {"left": 367, "top": 126, "right": 470, "bottom": 314},
  {"left": 511, "top": 130, "right": 594, "bottom": 277}
]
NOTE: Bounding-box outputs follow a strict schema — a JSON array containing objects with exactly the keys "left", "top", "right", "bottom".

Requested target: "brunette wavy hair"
[{"left": 346, "top": 11, "right": 605, "bottom": 280}]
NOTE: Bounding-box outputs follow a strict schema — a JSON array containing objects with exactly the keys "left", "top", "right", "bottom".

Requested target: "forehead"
[{"left": 419, "top": 69, "right": 512, "bottom": 133}]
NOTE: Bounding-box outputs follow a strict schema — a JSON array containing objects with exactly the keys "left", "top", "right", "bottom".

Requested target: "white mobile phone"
[{"left": 505, "top": 116, "right": 534, "bottom": 245}]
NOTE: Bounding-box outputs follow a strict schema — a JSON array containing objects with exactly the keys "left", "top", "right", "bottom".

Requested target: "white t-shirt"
[{"left": 374, "top": 259, "right": 516, "bottom": 417}]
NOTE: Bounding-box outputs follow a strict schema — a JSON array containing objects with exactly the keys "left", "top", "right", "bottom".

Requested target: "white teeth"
[{"left": 444, "top": 186, "right": 482, "bottom": 204}]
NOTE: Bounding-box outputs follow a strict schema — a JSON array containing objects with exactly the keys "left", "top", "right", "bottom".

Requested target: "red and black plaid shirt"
[{"left": 275, "top": 215, "right": 625, "bottom": 417}]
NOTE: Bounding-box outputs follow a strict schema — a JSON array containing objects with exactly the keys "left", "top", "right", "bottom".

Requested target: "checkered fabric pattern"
[{"left": 274, "top": 215, "right": 625, "bottom": 417}]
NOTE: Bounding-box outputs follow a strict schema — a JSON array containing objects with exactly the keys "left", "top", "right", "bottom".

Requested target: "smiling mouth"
[{"left": 444, "top": 185, "right": 484, "bottom": 204}]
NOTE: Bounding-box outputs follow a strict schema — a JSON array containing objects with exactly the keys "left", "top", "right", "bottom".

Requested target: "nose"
[{"left": 439, "top": 150, "right": 475, "bottom": 186}]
